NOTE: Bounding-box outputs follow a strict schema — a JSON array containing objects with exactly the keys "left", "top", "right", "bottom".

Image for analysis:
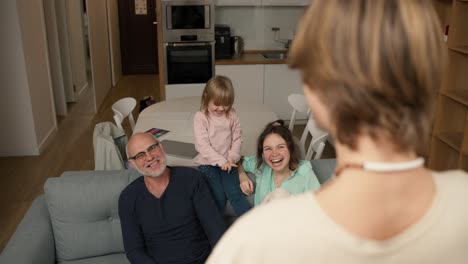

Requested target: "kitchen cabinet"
[
  {"left": 215, "top": 0, "right": 261, "bottom": 6},
  {"left": 261, "top": 0, "right": 309, "bottom": 6},
  {"left": 263, "top": 64, "right": 304, "bottom": 121},
  {"left": 429, "top": 0, "right": 468, "bottom": 170},
  {"left": 215, "top": 64, "right": 265, "bottom": 104},
  {"left": 167, "top": 64, "right": 303, "bottom": 121}
]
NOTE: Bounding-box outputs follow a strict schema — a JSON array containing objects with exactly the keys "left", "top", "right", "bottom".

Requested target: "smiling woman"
[{"left": 238, "top": 120, "right": 320, "bottom": 206}]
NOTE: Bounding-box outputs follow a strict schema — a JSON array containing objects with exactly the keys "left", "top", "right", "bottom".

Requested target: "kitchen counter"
[{"left": 215, "top": 50, "right": 288, "bottom": 65}]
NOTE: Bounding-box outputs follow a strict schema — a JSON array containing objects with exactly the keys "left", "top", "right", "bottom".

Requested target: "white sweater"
[{"left": 207, "top": 170, "right": 468, "bottom": 264}]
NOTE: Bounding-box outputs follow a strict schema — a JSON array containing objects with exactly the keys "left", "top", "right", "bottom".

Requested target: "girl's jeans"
[{"left": 198, "top": 165, "right": 251, "bottom": 216}]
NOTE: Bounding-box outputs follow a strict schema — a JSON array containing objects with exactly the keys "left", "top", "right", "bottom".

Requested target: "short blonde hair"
[
  {"left": 290, "top": 0, "right": 446, "bottom": 155},
  {"left": 201, "top": 75, "right": 235, "bottom": 115}
]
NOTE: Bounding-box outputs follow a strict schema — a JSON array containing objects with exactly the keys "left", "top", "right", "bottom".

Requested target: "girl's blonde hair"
[
  {"left": 201, "top": 75, "right": 235, "bottom": 116},
  {"left": 290, "top": 0, "right": 446, "bottom": 155}
]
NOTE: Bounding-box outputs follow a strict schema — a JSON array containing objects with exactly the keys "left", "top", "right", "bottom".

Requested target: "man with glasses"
[{"left": 119, "top": 132, "right": 225, "bottom": 264}]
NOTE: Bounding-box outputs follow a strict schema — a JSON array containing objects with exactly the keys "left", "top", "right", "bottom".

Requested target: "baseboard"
[
  {"left": 0, "top": 127, "right": 57, "bottom": 157},
  {"left": 38, "top": 126, "right": 58, "bottom": 154},
  {"left": 0, "top": 146, "right": 40, "bottom": 157},
  {"left": 76, "top": 82, "right": 89, "bottom": 100}
]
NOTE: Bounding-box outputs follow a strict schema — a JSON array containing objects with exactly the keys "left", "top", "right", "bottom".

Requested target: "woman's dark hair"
[{"left": 256, "top": 120, "right": 300, "bottom": 170}]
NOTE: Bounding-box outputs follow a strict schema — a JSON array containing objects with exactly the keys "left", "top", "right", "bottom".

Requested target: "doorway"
[{"left": 118, "top": 0, "right": 159, "bottom": 74}]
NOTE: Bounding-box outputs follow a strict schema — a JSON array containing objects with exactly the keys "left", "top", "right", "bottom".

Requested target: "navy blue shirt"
[{"left": 119, "top": 167, "right": 225, "bottom": 264}]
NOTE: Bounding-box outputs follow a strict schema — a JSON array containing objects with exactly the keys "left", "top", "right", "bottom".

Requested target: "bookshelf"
[{"left": 429, "top": 0, "right": 468, "bottom": 170}]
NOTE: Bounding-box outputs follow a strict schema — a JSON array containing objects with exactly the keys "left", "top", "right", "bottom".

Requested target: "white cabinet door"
[
  {"left": 215, "top": 0, "right": 261, "bottom": 6},
  {"left": 215, "top": 65, "right": 264, "bottom": 104},
  {"left": 262, "top": 0, "right": 308, "bottom": 6},
  {"left": 264, "top": 64, "right": 305, "bottom": 120}
]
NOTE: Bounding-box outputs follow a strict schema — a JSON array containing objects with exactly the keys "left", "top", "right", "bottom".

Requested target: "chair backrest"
[
  {"left": 301, "top": 118, "right": 329, "bottom": 160},
  {"left": 93, "top": 122, "right": 128, "bottom": 170},
  {"left": 287, "top": 93, "right": 310, "bottom": 132},
  {"left": 112, "top": 97, "right": 137, "bottom": 131}
]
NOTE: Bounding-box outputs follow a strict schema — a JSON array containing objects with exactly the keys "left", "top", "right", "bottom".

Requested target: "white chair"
[
  {"left": 302, "top": 118, "right": 329, "bottom": 160},
  {"left": 112, "top": 97, "right": 137, "bottom": 131},
  {"left": 287, "top": 93, "right": 310, "bottom": 132},
  {"left": 288, "top": 93, "right": 313, "bottom": 158}
]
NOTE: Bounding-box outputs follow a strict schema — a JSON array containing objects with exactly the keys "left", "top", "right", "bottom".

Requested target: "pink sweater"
[{"left": 193, "top": 109, "right": 242, "bottom": 166}]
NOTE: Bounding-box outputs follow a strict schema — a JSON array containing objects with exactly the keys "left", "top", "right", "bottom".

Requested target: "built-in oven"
[
  {"left": 162, "top": 0, "right": 215, "bottom": 43},
  {"left": 164, "top": 42, "right": 215, "bottom": 84}
]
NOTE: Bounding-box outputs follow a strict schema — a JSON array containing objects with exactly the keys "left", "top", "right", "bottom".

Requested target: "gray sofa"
[{"left": 0, "top": 159, "right": 335, "bottom": 264}]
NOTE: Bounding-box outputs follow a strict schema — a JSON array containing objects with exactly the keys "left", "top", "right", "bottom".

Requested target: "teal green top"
[{"left": 242, "top": 156, "right": 321, "bottom": 206}]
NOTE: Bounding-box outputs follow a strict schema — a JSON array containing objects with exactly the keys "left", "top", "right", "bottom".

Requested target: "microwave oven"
[{"left": 162, "top": 0, "right": 215, "bottom": 43}]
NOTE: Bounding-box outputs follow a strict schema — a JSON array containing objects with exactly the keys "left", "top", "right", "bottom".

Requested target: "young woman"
[
  {"left": 208, "top": 1, "right": 468, "bottom": 263},
  {"left": 193, "top": 75, "right": 251, "bottom": 216},
  {"left": 238, "top": 120, "right": 320, "bottom": 205}
]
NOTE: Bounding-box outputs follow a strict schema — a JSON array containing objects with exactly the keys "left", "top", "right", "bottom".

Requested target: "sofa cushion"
[
  {"left": 0, "top": 195, "right": 55, "bottom": 264},
  {"left": 58, "top": 253, "right": 129, "bottom": 264},
  {"left": 44, "top": 170, "right": 140, "bottom": 262}
]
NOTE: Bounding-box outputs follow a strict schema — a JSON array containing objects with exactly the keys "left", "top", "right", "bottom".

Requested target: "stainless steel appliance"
[
  {"left": 164, "top": 42, "right": 215, "bottom": 84},
  {"left": 162, "top": 0, "right": 215, "bottom": 85},
  {"left": 162, "top": 0, "right": 215, "bottom": 43},
  {"left": 231, "top": 36, "right": 244, "bottom": 58}
]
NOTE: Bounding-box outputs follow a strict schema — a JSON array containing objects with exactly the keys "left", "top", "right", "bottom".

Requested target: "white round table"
[{"left": 134, "top": 96, "right": 278, "bottom": 166}]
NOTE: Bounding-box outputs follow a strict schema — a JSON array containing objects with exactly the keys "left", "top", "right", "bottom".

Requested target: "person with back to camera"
[
  {"left": 193, "top": 75, "right": 251, "bottom": 216},
  {"left": 207, "top": 0, "right": 468, "bottom": 263},
  {"left": 119, "top": 133, "right": 225, "bottom": 264},
  {"left": 238, "top": 119, "right": 321, "bottom": 205}
]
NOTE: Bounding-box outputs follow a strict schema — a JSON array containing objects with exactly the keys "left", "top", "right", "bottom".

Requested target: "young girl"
[{"left": 193, "top": 75, "right": 251, "bottom": 216}]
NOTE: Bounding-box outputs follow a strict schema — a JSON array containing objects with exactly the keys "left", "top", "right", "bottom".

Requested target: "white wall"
[
  {"left": 0, "top": 0, "right": 57, "bottom": 156},
  {"left": 107, "top": 0, "right": 122, "bottom": 87},
  {"left": 215, "top": 6, "right": 304, "bottom": 50}
]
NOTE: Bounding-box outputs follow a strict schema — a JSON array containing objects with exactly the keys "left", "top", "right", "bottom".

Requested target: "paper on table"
[{"left": 146, "top": 128, "right": 170, "bottom": 138}]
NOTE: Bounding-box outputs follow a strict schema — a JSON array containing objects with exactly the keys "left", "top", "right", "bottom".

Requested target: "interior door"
[
  {"left": 87, "top": 0, "right": 112, "bottom": 111},
  {"left": 118, "top": 0, "right": 159, "bottom": 74},
  {"left": 55, "top": 0, "right": 77, "bottom": 102}
]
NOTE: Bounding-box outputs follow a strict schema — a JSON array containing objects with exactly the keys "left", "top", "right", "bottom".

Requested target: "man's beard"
[{"left": 134, "top": 153, "right": 167, "bottom": 177}]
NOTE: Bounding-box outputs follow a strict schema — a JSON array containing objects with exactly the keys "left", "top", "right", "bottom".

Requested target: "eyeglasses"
[{"left": 128, "top": 142, "right": 160, "bottom": 162}]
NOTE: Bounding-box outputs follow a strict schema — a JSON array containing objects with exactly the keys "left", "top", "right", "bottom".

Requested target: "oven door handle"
[{"left": 166, "top": 42, "right": 212, "bottom": 47}]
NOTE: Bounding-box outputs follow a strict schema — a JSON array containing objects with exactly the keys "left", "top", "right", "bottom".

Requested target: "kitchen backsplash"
[{"left": 215, "top": 6, "right": 305, "bottom": 50}]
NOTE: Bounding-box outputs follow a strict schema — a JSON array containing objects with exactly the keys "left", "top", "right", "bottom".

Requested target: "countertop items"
[{"left": 215, "top": 50, "right": 288, "bottom": 65}]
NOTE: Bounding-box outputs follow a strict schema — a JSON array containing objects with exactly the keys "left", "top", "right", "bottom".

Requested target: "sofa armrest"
[{"left": 0, "top": 195, "right": 56, "bottom": 264}]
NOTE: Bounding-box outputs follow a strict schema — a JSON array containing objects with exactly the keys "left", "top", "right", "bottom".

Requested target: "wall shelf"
[
  {"left": 429, "top": 137, "right": 460, "bottom": 170},
  {"left": 440, "top": 90, "right": 468, "bottom": 106},
  {"left": 461, "top": 155, "right": 468, "bottom": 171},
  {"left": 429, "top": 0, "right": 468, "bottom": 171},
  {"left": 436, "top": 132, "right": 463, "bottom": 151},
  {"left": 450, "top": 45, "right": 468, "bottom": 56}
]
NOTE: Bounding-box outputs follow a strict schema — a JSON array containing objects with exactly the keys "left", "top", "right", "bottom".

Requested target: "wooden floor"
[
  {"left": 0, "top": 74, "right": 334, "bottom": 252},
  {"left": 0, "top": 74, "right": 160, "bottom": 252}
]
